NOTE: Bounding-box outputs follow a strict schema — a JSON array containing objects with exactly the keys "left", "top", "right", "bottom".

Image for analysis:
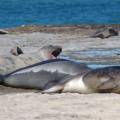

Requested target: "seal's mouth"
[{"left": 51, "top": 48, "right": 62, "bottom": 58}]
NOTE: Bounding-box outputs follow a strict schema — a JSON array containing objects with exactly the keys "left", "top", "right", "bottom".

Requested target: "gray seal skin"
[
  {"left": 0, "top": 59, "right": 91, "bottom": 91},
  {"left": 82, "top": 66, "right": 120, "bottom": 93},
  {"left": 46, "top": 66, "right": 120, "bottom": 94}
]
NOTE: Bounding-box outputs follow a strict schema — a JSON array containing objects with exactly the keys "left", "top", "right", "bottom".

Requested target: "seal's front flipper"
[{"left": 41, "top": 84, "right": 63, "bottom": 93}]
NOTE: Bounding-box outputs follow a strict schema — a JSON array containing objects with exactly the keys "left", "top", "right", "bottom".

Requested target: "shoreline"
[{"left": 3, "top": 24, "right": 120, "bottom": 34}]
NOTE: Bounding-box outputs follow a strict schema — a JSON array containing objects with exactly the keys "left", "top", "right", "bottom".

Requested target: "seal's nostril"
[
  {"left": 52, "top": 48, "right": 62, "bottom": 57},
  {"left": 57, "top": 47, "right": 62, "bottom": 52}
]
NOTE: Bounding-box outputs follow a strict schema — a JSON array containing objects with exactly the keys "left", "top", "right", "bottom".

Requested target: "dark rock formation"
[
  {"left": 0, "top": 29, "right": 9, "bottom": 34},
  {"left": 10, "top": 47, "right": 24, "bottom": 56}
]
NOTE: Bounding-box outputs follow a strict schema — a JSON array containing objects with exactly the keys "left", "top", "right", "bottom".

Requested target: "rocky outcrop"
[{"left": 10, "top": 46, "right": 24, "bottom": 56}]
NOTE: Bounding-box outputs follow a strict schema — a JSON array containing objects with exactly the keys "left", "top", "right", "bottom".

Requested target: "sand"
[
  {"left": 0, "top": 25, "right": 120, "bottom": 120},
  {"left": 1, "top": 92, "right": 120, "bottom": 120}
]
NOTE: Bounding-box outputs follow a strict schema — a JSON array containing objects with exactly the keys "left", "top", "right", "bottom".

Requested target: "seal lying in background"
[
  {"left": 0, "top": 45, "right": 62, "bottom": 73},
  {"left": 0, "top": 59, "right": 91, "bottom": 91},
  {"left": 10, "top": 45, "right": 62, "bottom": 59},
  {"left": 42, "top": 66, "right": 120, "bottom": 93}
]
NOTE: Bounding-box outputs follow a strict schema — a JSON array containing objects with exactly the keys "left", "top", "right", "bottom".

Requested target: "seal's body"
[
  {"left": 1, "top": 59, "right": 120, "bottom": 94},
  {"left": 0, "top": 59, "right": 90, "bottom": 91}
]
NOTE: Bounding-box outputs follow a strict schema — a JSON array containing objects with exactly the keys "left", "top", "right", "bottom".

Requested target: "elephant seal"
[
  {"left": 10, "top": 45, "right": 62, "bottom": 59},
  {"left": 43, "top": 66, "right": 120, "bottom": 94},
  {"left": 3, "top": 65, "right": 120, "bottom": 94},
  {"left": 0, "top": 45, "right": 62, "bottom": 73},
  {"left": 91, "top": 28, "right": 119, "bottom": 39},
  {"left": 0, "top": 59, "right": 91, "bottom": 90}
]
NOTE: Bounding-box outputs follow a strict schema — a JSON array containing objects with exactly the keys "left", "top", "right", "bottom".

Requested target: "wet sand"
[{"left": 0, "top": 25, "right": 120, "bottom": 120}]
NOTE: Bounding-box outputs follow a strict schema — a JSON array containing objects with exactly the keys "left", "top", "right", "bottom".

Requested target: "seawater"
[
  {"left": 60, "top": 48, "right": 120, "bottom": 69},
  {"left": 0, "top": 0, "right": 120, "bottom": 28}
]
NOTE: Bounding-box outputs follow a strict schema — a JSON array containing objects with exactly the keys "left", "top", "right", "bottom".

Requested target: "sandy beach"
[{"left": 0, "top": 25, "right": 120, "bottom": 120}]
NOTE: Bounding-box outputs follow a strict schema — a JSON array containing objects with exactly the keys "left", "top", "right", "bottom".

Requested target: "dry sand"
[
  {"left": 0, "top": 26, "right": 120, "bottom": 120},
  {"left": 1, "top": 92, "right": 120, "bottom": 120}
]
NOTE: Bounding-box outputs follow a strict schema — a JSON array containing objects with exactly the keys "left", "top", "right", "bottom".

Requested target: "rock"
[
  {"left": 91, "top": 28, "right": 119, "bottom": 39},
  {"left": 10, "top": 46, "right": 24, "bottom": 56},
  {"left": 0, "top": 29, "right": 9, "bottom": 34}
]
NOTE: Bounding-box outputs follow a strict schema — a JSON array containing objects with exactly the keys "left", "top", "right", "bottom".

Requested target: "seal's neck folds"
[{"left": 63, "top": 76, "right": 92, "bottom": 93}]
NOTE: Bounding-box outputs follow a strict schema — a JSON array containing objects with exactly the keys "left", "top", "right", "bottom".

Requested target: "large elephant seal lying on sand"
[
  {"left": 0, "top": 59, "right": 91, "bottom": 91},
  {"left": 4, "top": 44, "right": 120, "bottom": 94},
  {"left": 1, "top": 57, "right": 120, "bottom": 94}
]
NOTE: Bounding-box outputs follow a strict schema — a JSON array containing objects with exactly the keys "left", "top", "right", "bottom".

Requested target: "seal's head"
[{"left": 40, "top": 45, "right": 62, "bottom": 60}]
